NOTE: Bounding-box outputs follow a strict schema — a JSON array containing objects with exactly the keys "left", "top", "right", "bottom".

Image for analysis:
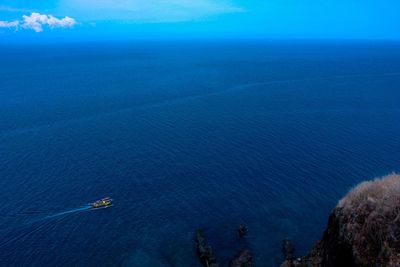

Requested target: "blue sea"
[{"left": 1, "top": 41, "right": 399, "bottom": 266}]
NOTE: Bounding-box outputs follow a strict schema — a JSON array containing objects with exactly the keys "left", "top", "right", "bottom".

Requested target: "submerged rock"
[
  {"left": 282, "top": 239, "right": 295, "bottom": 261},
  {"left": 238, "top": 224, "right": 249, "bottom": 238},
  {"left": 282, "top": 174, "right": 400, "bottom": 267},
  {"left": 196, "top": 229, "right": 220, "bottom": 267},
  {"left": 230, "top": 249, "right": 253, "bottom": 267}
]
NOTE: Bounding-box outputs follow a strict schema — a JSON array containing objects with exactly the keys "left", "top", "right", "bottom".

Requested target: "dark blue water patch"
[{"left": 0, "top": 41, "right": 399, "bottom": 266}]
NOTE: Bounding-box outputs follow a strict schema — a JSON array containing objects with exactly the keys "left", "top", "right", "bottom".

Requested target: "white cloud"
[
  {"left": 0, "top": 20, "right": 19, "bottom": 29},
  {"left": 0, "top": 13, "right": 77, "bottom": 32},
  {"left": 22, "top": 13, "right": 76, "bottom": 32},
  {"left": 61, "top": 0, "right": 244, "bottom": 22}
]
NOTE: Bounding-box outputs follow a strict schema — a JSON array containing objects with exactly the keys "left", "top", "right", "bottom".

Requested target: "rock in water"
[
  {"left": 230, "top": 249, "right": 253, "bottom": 267},
  {"left": 282, "top": 174, "right": 400, "bottom": 267},
  {"left": 238, "top": 224, "right": 249, "bottom": 238},
  {"left": 196, "top": 230, "right": 220, "bottom": 267},
  {"left": 282, "top": 239, "right": 295, "bottom": 261}
]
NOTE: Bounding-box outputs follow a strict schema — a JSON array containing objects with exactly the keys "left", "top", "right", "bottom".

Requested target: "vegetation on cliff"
[{"left": 283, "top": 174, "right": 400, "bottom": 267}]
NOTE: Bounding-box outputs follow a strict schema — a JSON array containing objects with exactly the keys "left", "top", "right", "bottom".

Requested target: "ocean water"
[{"left": 0, "top": 41, "right": 399, "bottom": 266}]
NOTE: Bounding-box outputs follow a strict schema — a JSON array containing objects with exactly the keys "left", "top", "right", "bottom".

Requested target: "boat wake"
[
  {"left": 27, "top": 205, "right": 91, "bottom": 224},
  {"left": 0, "top": 206, "right": 92, "bottom": 249},
  {"left": 43, "top": 206, "right": 91, "bottom": 220}
]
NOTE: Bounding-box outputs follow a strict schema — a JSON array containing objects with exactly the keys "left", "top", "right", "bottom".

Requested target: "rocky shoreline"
[
  {"left": 196, "top": 225, "right": 252, "bottom": 267},
  {"left": 281, "top": 174, "right": 400, "bottom": 267},
  {"left": 195, "top": 174, "right": 400, "bottom": 267}
]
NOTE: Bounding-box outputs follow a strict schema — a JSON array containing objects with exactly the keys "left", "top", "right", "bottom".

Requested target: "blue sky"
[{"left": 1, "top": 0, "right": 400, "bottom": 40}]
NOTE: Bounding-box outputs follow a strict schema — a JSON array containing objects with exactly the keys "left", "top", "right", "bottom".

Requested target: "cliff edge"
[{"left": 282, "top": 174, "right": 400, "bottom": 267}]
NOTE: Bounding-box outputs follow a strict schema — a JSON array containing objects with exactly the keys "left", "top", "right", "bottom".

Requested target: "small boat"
[{"left": 90, "top": 197, "right": 113, "bottom": 209}]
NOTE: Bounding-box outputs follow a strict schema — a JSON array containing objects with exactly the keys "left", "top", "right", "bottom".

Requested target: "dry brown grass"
[
  {"left": 336, "top": 173, "right": 400, "bottom": 266},
  {"left": 338, "top": 173, "right": 400, "bottom": 211}
]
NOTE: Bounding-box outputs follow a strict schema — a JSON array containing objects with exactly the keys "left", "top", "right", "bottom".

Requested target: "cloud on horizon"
[
  {"left": 0, "top": 12, "right": 77, "bottom": 32},
  {"left": 60, "top": 0, "right": 244, "bottom": 22}
]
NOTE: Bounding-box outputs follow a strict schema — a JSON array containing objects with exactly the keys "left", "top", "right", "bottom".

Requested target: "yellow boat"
[{"left": 90, "top": 197, "right": 113, "bottom": 209}]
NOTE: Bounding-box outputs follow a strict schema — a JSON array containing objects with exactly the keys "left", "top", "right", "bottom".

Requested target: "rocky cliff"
[{"left": 282, "top": 174, "right": 400, "bottom": 267}]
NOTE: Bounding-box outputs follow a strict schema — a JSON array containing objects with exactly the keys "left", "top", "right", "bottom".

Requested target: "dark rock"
[
  {"left": 280, "top": 260, "right": 293, "bottom": 267},
  {"left": 196, "top": 229, "right": 220, "bottom": 267},
  {"left": 230, "top": 249, "right": 253, "bottom": 267},
  {"left": 238, "top": 224, "right": 248, "bottom": 238},
  {"left": 282, "top": 239, "right": 295, "bottom": 261}
]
